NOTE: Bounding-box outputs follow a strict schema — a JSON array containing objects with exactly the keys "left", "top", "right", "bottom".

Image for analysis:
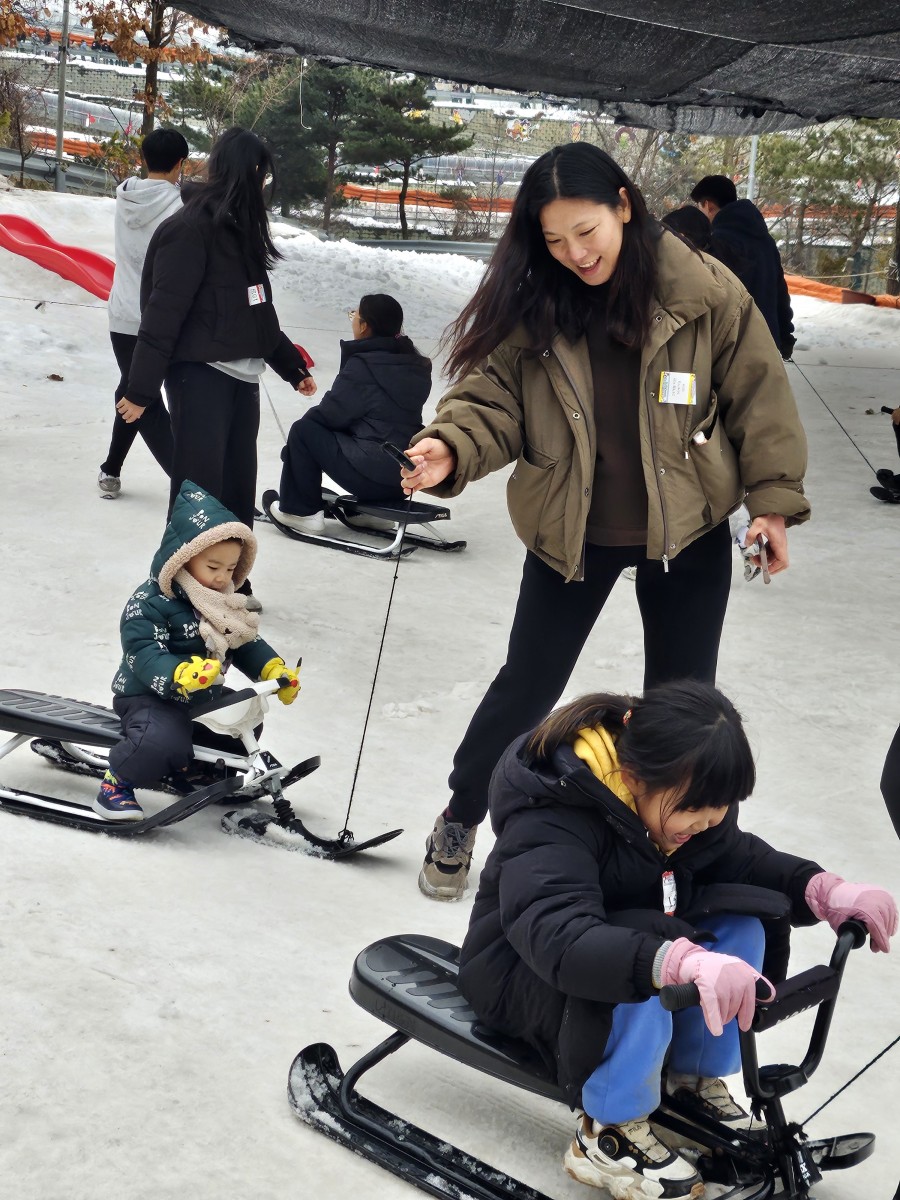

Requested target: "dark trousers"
[
  {"left": 101, "top": 332, "right": 173, "bottom": 477},
  {"left": 165, "top": 362, "right": 260, "bottom": 528},
  {"left": 880, "top": 723, "right": 900, "bottom": 840},
  {"left": 110, "top": 692, "right": 248, "bottom": 786},
  {"left": 447, "top": 521, "right": 733, "bottom": 827},
  {"left": 279, "top": 411, "right": 406, "bottom": 514}
]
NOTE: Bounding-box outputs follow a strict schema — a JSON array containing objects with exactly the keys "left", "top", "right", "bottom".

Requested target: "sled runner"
[
  {"left": 289, "top": 924, "right": 876, "bottom": 1200},
  {"left": 260, "top": 487, "right": 467, "bottom": 559},
  {"left": 0, "top": 684, "right": 402, "bottom": 858}
]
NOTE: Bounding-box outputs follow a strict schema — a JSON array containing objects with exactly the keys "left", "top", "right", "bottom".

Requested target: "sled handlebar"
[
  {"left": 658, "top": 978, "right": 772, "bottom": 1013},
  {"left": 659, "top": 920, "right": 870, "bottom": 1015}
]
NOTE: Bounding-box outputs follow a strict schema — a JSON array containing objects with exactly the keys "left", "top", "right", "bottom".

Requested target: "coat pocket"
[
  {"left": 688, "top": 392, "right": 741, "bottom": 525},
  {"left": 507, "top": 445, "right": 557, "bottom": 551}
]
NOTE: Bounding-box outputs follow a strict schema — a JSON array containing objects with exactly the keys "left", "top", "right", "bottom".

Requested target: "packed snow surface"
[{"left": 0, "top": 187, "right": 898, "bottom": 1200}]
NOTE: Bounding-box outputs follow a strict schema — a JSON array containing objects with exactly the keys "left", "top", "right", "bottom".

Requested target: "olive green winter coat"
[{"left": 417, "top": 232, "right": 809, "bottom": 581}]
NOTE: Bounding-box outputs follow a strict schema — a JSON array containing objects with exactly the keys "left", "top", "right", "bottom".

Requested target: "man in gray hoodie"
[{"left": 99, "top": 128, "right": 189, "bottom": 498}]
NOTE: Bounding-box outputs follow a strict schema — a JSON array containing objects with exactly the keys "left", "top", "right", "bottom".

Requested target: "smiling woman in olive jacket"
[{"left": 402, "top": 143, "right": 810, "bottom": 903}]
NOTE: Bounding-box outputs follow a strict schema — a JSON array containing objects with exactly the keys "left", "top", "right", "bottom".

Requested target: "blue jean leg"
[
  {"left": 668, "top": 915, "right": 766, "bottom": 1079},
  {"left": 581, "top": 914, "right": 766, "bottom": 1124}
]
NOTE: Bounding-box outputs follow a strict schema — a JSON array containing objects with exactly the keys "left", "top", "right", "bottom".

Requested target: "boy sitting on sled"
[{"left": 95, "top": 480, "right": 300, "bottom": 821}]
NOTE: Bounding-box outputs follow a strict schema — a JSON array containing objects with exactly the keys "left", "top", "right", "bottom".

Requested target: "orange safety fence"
[
  {"left": 27, "top": 131, "right": 103, "bottom": 158},
  {"left": 786, "top": 273, "right": 900, "bottom": 309},
  {"left": 340, "top": 182, "right": 514, "bottom": 213}
]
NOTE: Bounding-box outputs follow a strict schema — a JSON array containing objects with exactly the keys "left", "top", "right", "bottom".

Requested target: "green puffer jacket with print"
[
  {"left": 416, "top": 231, "right": 810, "bottom": 581},
  {"left": 111, "top": 482, "right": 278, "bottom": 705}
]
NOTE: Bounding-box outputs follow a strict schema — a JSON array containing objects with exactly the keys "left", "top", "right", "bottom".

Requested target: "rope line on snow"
[
  {"left": 790, "top": 360, "right": 878, "bottom": 475},
  {"left": 802, "top": 1032, "right": 899, "bottom": 1124}
]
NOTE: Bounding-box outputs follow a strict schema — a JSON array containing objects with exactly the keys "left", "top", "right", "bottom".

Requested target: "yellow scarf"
[{"left": 572, "top": 725, "right": 636, "bottom": 812}]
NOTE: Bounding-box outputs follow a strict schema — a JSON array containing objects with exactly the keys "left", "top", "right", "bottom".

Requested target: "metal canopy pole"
[
  {"left": 746, "top": 134, "right": 759, "bottom": 203},
  {"left": 54, "top": 0, "right": 71, "bottom": 193}
]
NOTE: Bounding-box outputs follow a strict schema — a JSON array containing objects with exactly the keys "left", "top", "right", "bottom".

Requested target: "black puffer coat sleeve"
[
  {"left": 266, "top": 330, "right": 311, "bottom": 387},
  {"left": 499, "top": 808, "right": 665, "bottom": 1003},
  {"left": 304, "top": 359, "right": 372, "bottom": 431}
]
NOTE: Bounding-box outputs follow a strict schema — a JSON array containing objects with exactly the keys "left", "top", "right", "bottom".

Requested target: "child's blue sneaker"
[{"left": 93, "top": 770, "right": 143, "bottom": 821}]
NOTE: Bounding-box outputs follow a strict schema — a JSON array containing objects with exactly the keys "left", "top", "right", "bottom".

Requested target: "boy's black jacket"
[
  {"left": 127, "top": 188, "right": 309, "bottom": 407},
  {"left": 301, "top": 336, "right": 431, "bottom": 487},
  {"left": 458, "top": 732, "right": 823, "bottom": 1104}
]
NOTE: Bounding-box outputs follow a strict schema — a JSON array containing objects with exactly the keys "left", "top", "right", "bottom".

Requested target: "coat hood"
[
  {"left": 150, "top": 481, "right": 257, "bottom": 597},
  {"left": 712, "top": 199, "right": 774, "bottom": 244},
  {"left": 115, "top": 177, "right": 183, "bottom": 231}
]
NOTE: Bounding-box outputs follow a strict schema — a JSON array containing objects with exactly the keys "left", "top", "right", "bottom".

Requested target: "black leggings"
[
  {"left": 279, "top": 411, "right": 406, "bottom": 514},
  {"left": 447, "top": 522, "right": 733, "bottom": 827},
  {"left": 101, "top": 332, "right": 173, "bottom": 477},
  {"left": 165, "top": 362, "right": 260, "bottom": 528}
]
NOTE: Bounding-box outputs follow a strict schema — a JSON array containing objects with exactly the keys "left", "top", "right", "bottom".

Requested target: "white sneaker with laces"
[
  {"left": 98, "top": 471, "right": 121, "bottom": 499},
  {"left": 271, "top": 503, "right": 325, "bottom": 534},
  {"left": 563, "top": 1113, "right": 704, "bottom": 1199},
  {"left": 665, "top": 1072, "right": 757, "bottom": 1131}
]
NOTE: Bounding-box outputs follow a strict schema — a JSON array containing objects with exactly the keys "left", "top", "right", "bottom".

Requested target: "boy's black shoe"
[{"left": 871, "top": 486, "right": 900, "bottom": 504}]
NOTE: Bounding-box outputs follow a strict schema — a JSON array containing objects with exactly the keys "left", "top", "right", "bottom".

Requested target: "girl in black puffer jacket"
[
  {"left": 271, "top": 293, "right": 431, "bottom": 534},
  {"left": 458, "top": 680, "right": 896, "bottom": 1200}
]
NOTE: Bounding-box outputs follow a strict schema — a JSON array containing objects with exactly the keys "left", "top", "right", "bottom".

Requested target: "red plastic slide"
[{"left": 0, "top": 213, "right": 114, "bottom": 300}]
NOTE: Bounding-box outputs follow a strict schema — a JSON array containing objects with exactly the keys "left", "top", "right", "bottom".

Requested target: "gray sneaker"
[
  {"left": 418, "top": 812, "right": 477, "bottom": 901},
  {"left": 98, "top": 471, "right": 121, "bottom": 499}
]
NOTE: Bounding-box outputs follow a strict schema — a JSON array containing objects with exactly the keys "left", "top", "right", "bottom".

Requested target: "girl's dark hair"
[
  {"left": 443, "top": 142, "right": 660, "bottom": 381},
  {"left": 661, "top": 205, "right": 712, "bottom": 252},
  {"left": 526, "top": 679, "right": 755, "bottom": 812},
  {"left": 186, "top": 127, "right": 281, "bottom": 271},
  {"left": 661, "top": 205, "right": 748, "bottom": 279},
  {"left": 358, "top": 292, "right": 425, "bottom": 358}
]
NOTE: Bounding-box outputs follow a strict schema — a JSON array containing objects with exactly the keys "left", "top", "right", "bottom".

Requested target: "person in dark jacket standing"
[
  {"left": 458, "top": 680, "right": 897, "bottom": 1200},
  {"left": 271, "top": 293, "right": 431, "bottom": 535},
  {"left": 690, "top": 175, "right": 796, "bottom": 359},
  {"left": 400, "top": 143, "right": 809, "bottom": 902},
  {"left": 117, "top": 127, "right": 316, "bottom": 554}
]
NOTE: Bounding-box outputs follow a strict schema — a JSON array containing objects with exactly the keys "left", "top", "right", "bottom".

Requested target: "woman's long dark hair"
[
  {"left": 443, "top": 142, "right": 660, "bottom": 382},
  {"left": 358, "top": 293, "right": 426, "bottom": 359},
  {"left": 526, "top": 679, "right": 755, "bottom": 813},
  {"left": 186, "top": 127, "right": 282, "bottom": 271}
]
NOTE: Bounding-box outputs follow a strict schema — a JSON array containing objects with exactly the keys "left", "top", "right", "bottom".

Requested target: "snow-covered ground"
[{"left": 0, "top": 187, "right": 898, "bottom": 1200}]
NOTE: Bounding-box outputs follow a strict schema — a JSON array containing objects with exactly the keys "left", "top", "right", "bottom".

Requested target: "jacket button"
[
  {"left": 560, "top": 780, "right": 567, "bottom": 788},
  {"left": 572, "top": 411, "right": 581, "bottom": 419},
  {"left": 542, "top": 349, "right": 550, "bottom": 357},
  {"left": 584, "top": 488, "right": 590, "bottom": 496},
  {"left": 659, "top": 467, "right": 666, "bottom": 475},
  {"left": 670, "top": 543, "right": 676, "bottom": 550},
  {"left": 655, "top": 314, "right": 663, "bottom": 323}
]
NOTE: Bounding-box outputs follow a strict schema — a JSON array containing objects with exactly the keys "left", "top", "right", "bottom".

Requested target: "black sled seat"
[
  {"left": 0, "top": 688, "right": 121, "bottom": 747},
  {"left": 349, "top": 933, "right": 566, "bottom": 1103},
  {"left": 323, "top": 488, "right": 467, "bottom": 554}
]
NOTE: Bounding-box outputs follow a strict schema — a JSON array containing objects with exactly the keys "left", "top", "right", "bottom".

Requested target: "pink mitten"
[
  {"left": 660, "top": 938, "right": 775, "bottom": 1036},
  {"left": 804, "top": 871, "right": 898, "bottom": 953}
]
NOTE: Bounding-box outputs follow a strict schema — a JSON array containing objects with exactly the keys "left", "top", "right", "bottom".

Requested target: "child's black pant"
[
  {"left": 101, "top": 332, "right": 173, "bottom": 478},
  {"left": 109, "top": 693, "right": 247, "bottom": 786},
  {"left": 279, "top": 412, "right": 406, "bottom": 514},
  {"left": 446, "top": 522, "right": 733, "bottom": 828},
  {"left": 165, "top": 362, "right": 260, "bottom": 528}
]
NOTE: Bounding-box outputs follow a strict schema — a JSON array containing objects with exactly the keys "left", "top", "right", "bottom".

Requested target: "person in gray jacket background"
[{"left": 99, "top": 128, "right": 188, "bottom": 499}]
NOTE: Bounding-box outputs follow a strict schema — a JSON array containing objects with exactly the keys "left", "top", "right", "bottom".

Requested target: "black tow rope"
[
  {"left": 790, "top": 360, "right": 878, "bottom": 476},
  {"left": 802, "top": 1031, "right": 899, "bottom": 1124},
  {"left": 337, "top": 492, "right": 413, "bottom": 842}
]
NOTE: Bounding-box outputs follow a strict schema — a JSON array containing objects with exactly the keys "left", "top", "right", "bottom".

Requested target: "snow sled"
[
  {"left": 260, "top": 487, "right": 467, "bottom": 560},
  {"left": 289, "top": 923, "right": 876, "bottom": 1200},
  {"left": 0, "top": 683, "right": 402, "bottom": 859}
]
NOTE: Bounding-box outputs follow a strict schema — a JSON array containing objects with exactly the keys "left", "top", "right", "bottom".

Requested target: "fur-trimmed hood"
[{"left": 151, "top": 480, "right": 256, "bottom": 597}]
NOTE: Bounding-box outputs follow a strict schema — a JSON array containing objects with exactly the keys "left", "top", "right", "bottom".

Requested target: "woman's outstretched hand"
[
  {"left": 296, "top": 377, "right": 317, "bottom": 396},
  {"left": 401, "top": 437, "right": 456, "bottom": 494},
  {"left": 745, "top": 513, "right": 789, "bottom": 575}
]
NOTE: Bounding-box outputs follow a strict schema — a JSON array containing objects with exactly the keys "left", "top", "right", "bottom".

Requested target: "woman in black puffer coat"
[{"left": 271, "top": 293, "right": 431, "bottom": 533}]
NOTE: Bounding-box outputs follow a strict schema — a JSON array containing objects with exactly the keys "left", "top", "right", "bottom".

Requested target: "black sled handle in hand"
[
  {"left": 882, "top": 405, "right": 895, "bottom": 415},
  {"left": 659, "top": 978, "right": 773, "bottom": 1012}
]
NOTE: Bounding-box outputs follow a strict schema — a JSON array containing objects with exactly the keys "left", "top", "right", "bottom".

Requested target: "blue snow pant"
[{"left": 581, "top": 914, "right": 765, "bottom": 1125}]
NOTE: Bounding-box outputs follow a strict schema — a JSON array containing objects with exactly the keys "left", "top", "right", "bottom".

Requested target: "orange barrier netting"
[
  {"left": 340, "top": 182, "right": 514, "bottom": 213},
  {"left": 785, "top": 273, "right": 900, "bottom": 308}
]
